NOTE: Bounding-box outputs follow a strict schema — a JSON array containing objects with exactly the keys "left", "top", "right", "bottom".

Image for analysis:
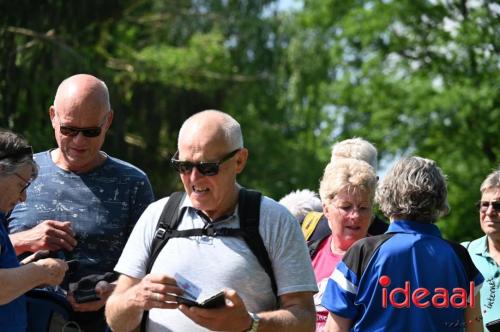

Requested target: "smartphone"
[
  {"left": 486, "top": 319, "right": 500, "bottom": 332},
  {"left": 176, "top": 291, "right": 225, "bottom": 309}
]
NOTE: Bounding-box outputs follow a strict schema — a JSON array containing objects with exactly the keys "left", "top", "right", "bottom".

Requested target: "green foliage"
[
  {"left": 1, "top": 0, "right": 498, "bottom": 241},
  {"left": 134, "top": 32, "right": 232, "bottom": 90},
  {"left": 296, "top": 0, "right": 499, "bottom": 241}
]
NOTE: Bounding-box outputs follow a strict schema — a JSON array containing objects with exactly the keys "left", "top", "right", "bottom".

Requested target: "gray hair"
[
  {"left": 0, "top": 130, "right": 38, "bottom": 180},
  {"left": 480, "top": 169, "right": 500, "bottom": 194},
  {"left": 178, "top": 110, "right": 243, "bottom": 150},
  {"left": 331, "top": 137, "right": 378, "bottom": 170},
  {"left": 279, "top": 189, "right": 322, "bottom": 222},
  {"left": 319, "top": 158, "right": 377, "bottom": 205},
  {"left": 376, "top": 156, "right": 449, "bottom": 223}
]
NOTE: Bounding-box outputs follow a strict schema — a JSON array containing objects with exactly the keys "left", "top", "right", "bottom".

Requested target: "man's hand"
[
  {"left": 126, "top": 274, "right": 184, "bottom": 311},
  {"left": 178, "top": 289, "right": 252, "bottom": 332},
  {"left": 32, "top": 258, "right": 68, "bottom": 286},
  {"left": 106, "top": 274, "right": 184, "bottom": 332},
  {"left": 181, "top": 291, "right": 316, "bottom": 332},
  {"left": 11, "top": 220, "right": 77, "bottom": 254}
]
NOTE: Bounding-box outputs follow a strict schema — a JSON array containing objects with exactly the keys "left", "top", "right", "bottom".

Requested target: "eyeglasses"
[
  {"left": 56, "top": 112, "right": 108, "bottom": 138},
  {"left": 171, "top": 149, "right": 240, "bottom": 176},
  {"left": 333, "top": 204, "right": 372, "bottom": 215},
  {"left": 476, "top": 200, "right": 500, "bottom": 213},
  {"left": 14, "top": 172, "right": 31, "bottom": 193}
]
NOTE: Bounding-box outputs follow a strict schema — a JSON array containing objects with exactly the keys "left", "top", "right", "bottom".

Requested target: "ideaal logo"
[{"left": 378, "top": 275, "right": 476, "bottom": 308}]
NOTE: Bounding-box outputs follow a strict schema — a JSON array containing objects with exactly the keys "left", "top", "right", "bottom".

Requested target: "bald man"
[
  {"left": 106, "top": 110, "right": 317, "bottom": 332},
  {"left": 9, "top": 74, "right": 154, "bottom": 331}
]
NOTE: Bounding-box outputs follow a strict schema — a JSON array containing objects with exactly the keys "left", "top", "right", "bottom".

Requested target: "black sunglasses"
[
  {"left": 60, "top": 126, "right": 103, "bottom": 138},
  {"left": 57, "top": 112, "right": 108, "bottom": 138},
  {"left": 476, "top": 200, "right": 500, "bottom": 213},
  {"left": 171, "top": 149, "right": 240, "bottom": 176}
]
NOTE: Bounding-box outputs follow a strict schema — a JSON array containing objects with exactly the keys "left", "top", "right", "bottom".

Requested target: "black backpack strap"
[
  {"left": 145, "top": 192, "right": 186, "bottom": 274},
  {"left": 307, "top": 214, "right": 331, "bottom": 259},
  {"left": 238, "top": 188, "right": 278, "bottom": 298},
  {"left": 308, "top": 215, "right": 331, "bottom": 243},
  {"left": 141, "top": 191, "right": 185, "bottom": 332},
  {"left": 308, "top": 232, "right": 330, "bottom": 259},
  {"left": 141, "top": 189, "right": 276, "bottom": 331}
]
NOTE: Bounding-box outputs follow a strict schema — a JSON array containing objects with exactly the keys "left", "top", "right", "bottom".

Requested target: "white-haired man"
[{"left": 106, "top": 110, "right": 317, "bottom": 331}]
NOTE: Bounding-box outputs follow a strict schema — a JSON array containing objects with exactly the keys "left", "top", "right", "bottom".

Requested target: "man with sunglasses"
[
  {"left": 8, "top": 74, "right": 154, "bottom": 331},
  {"left": 462, "top": 169, "right": 500, "bottom": 331},
  {"left": 106, "top": 110, "right": 317, "bottom": 332}
]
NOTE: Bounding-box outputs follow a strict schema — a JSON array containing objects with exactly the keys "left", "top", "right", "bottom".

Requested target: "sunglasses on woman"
[{"left": 171, "top": 149, "right": 240, "bottom": 176}]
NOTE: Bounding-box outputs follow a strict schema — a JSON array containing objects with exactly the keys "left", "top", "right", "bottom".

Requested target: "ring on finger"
[{"left": 155, "top": 293, "right": 161, "bottom": 301}]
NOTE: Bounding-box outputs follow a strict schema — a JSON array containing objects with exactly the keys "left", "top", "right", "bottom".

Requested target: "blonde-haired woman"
[{"left": 313, "top": 158, "right": 377, "bottom": 331}]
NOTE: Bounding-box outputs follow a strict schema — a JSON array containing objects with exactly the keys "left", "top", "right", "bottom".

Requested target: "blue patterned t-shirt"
[{"left": 8, "top": 150, "right": 154, "bottom": 284}]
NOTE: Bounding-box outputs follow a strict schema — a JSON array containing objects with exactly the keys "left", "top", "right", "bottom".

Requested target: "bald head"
[
  {"left": 176, "top": 111, "right": 248, "bottom": 219},
  {"left": 178, "top": 110, "right": 243, "bottom": 151},
  {"left": 54, "top": 74, "right": 111, "bottom": 116},
  {"left": 49, "top": 74, "right": 113, "bottom": 173}
]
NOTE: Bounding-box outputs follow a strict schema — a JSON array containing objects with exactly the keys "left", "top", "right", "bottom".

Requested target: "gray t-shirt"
[{"left": 114, "top": 194, "right": 318, "bottom": 332}]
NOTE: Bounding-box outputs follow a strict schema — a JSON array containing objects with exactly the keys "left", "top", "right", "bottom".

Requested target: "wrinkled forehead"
[
  {"left": 481, "top": 188, "right": 500, "bottom": 200},
  {"left": 55, "top": 108, "right": 108, "bottom": 130},
  {"left": 178, "top": 124, "right": 229, "bottom": 160},
  {"left": 55, "top": 80, "right": 109, "bottom": 121}
]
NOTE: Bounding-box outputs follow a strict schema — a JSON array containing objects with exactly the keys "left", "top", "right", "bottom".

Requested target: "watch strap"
[{"left": 245, "top": 312, "right": 260, "bottom": 332}]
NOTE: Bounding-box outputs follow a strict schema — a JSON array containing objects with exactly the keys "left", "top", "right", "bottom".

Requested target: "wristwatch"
[{"left": 245, "top": 312, "right": 260, "bottom": 332}]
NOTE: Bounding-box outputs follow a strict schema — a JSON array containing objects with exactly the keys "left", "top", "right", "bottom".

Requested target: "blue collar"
[{"left": 387, "top": 220, "right": 442, "bottom": 238}]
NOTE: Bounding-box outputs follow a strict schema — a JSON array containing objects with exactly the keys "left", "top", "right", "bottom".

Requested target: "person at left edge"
[
  {"left": 8, "top": 74, "right": 155, "bottom": 331},
  {"left": 0, "top": 130, "right": 68, "bottom": 332}
]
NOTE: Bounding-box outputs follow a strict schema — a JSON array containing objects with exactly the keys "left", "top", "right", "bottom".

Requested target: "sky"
[{"left": 277, "top": 0, "right": 304, "bottom": 11}]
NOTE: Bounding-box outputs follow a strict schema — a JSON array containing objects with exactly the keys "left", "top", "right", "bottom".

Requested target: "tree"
[
  {"left": 2, "top": 0, "right": 497, "bottom": 241},
  {"left": 0, "top": 0, "right": 329, "bottom": 200},
  {"left": 293, "top": 0, "right": 499, "bottom": 240}
]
